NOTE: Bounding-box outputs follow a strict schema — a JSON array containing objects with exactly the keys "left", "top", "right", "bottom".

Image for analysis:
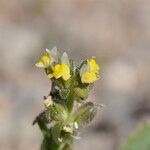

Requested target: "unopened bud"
[{"left": 73, "top": 87, "right": 88, "bottom": 100}]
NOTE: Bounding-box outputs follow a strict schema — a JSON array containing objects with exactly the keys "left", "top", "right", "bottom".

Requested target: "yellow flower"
[
  {"left": 80, "top": 58, "right": 100, "bottom": 84},
  {"left": 35, "top": 51, "right": 52, "bottom": 68},
  {"left": 89, "top": 59, "right": 100, "bottom": 73},
  {"left": 81, "top": 71, "right": 99, "bottom": 83},
  {"left": 48, "top": 64, "right": 71, "bottom": 81}
]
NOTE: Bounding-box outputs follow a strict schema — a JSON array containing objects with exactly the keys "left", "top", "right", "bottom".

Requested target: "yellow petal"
[
  {"left": 81, "top": 71, "right": 99, "bottom": 83},
  {"left": 61, "top": 64, "right": 71, "bottom": 80},
  {"left": 53, "top": 64, "right": 62, "bottom": 79},
  {"left": 52, "top": 64, "right": 71, "bottom": 80},
  {"left": 89, "top": 59, "right": 100, "bottom": 73},
  {"left": 35, "top": 52, "right": 52, "bottom": 68},
  {"left": 60, "top": 64, "right": 70, "bottom": 74},
  {"left": 62, "top": 73, "right": 71, "bottom": 81}
]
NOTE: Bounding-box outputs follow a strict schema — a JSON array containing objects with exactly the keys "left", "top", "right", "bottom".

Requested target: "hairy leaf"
[
  {"left": 51, "top": 123, "right": 64, "bottom": 144},
  {"left": 46, "top": 103, "right": 68, "bottom": 122},
  {"left": 74, "top": 102, "right": 98, "bottom": 128}
]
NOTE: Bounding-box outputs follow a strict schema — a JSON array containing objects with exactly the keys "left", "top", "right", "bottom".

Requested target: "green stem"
[
  {"left": 36, "top": 117, "right": 49, "bottom": 139},
  {"left": 67, "top": 91, "right": 74, "bottom": 113}
]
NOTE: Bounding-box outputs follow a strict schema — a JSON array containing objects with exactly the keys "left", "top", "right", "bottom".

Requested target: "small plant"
[{"left": 33, "top": 47, "right": 101, "bottom": 150}]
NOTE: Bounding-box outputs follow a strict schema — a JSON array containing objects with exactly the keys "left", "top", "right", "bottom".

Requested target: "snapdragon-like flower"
[
  {"left": 48, "top": 64, "right": 71, "bottom": 81},
  {"left": 80, "top": 58, "right": 100, "bottom": 83},
  {"left": 81, "top": 71, "right": 99, "bottom": 83},
  {"left": 89, "top": 58, "right": 100, "bottom": 73},
  {"left": 35, "top": 47, "right": 58, "bottom": 68},
  {"left": 47, "top": 52, "right": 71, "bottom": 81},
  {"left": 35, "top": 50, "right": 52, "bottom": 68}
]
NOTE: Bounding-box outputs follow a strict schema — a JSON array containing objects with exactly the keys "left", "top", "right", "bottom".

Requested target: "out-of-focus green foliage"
[{"left": 120, "top": 125, "right": 150, "bottom": 150}]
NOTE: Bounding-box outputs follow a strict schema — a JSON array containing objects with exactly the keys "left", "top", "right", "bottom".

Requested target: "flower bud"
[
  {"left": 73, "top": 87, "right": 88, "bottom": 100},
  {"left": 46, "top": 102, "right": 68, "bottom": 122}
]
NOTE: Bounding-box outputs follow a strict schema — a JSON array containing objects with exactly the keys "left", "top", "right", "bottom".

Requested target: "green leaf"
[
  {"left": 61, "top": 131, "right": 73, "bottom": 143},
  {"left": 33, "top": 111, "right": 50, "bottom": 125},
  {"left": 64, "top": 74, "right": 78, "bottom": 89},
  {"left": 119, "top": 125, "right": 150, "bottom": 150},
  {"left": 62, "top": 143, "right": 72, "bottom": 150},
  {"left": 74, "top": 102, "right": 98, "bottom": 128},
  {"left": 46, "top": 103, "right": 68, "bottom": 122},
  {"left": 36, "top": 117, "right": 50, "bottom": 139},
  {"left": 51, "top": 123, "right": 64, "bottom": 144}
]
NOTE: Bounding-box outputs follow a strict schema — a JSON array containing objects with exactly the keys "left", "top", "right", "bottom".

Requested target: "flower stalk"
[{"left": 33, "top": 47, "right": 101, "bottom": 150}]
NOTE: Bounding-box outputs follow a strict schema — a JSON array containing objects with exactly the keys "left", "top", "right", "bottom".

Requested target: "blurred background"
[{"left": 0, "top": 0, "right": 150, "bottom": 150}]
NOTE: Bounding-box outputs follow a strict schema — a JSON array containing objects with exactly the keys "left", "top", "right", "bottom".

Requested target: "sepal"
[
  {"left": 46, "top": 102, "right": 68, "bottom": 122},
  {"left": 74, "top": 102, "right": 98, "bottom": 128}
]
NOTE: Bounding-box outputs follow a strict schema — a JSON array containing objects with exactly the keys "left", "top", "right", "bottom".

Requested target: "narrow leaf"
[
  {"left": 51, "top": 123, "right": 64, "bottom": 144},
  {"left": 74, "top": 102, "right": 98, "bottom": 128}
]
